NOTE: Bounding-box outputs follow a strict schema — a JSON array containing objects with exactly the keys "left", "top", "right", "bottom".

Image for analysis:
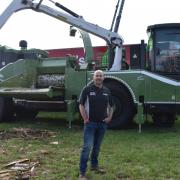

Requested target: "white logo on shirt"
[{"left": 90, "top": 92, "right": 96, "bottom": 96}]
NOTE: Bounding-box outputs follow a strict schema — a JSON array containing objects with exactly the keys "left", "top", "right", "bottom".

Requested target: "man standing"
[{"left": 79, "top": 70, "right": 114, "bottom": 180}]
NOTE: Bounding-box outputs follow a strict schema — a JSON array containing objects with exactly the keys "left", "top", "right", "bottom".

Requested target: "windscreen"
[{"left": 155, "top": 28, "right": 180, "bottom": 73}]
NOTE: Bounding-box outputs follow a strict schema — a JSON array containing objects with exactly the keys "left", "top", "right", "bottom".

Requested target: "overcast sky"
[{"left": 0, "top": 0, "right": 180, "bottom": 49}]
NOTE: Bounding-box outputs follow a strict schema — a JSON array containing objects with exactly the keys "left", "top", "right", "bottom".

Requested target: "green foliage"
[{"left": 0, "top": 117, "right": 180, "bottom": 179}]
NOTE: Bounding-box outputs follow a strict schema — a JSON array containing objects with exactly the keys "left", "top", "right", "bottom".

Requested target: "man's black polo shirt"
[{"left": 79, "top": 83, "right": 113, "bottom": 122}]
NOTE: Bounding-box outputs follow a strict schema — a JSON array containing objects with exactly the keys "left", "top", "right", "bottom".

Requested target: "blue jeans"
[{"left": 79, "top": 121, "right": 107, "bottom": 175}]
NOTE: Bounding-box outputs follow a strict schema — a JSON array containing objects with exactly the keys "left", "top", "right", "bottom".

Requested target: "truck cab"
[{"left": 146, "top": 23, "right": 180, "bottom": 80}]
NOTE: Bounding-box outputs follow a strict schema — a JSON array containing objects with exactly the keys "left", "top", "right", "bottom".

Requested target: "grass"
[{"left": 0, "top": 114, "right": 180, "bottom": 179}]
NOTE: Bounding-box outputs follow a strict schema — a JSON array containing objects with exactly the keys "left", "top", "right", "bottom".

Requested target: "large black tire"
[
  {"left": 153, "top": 113, "right": 176, "bottom": 128},
  {"left": 0, "top": 97, "right": 14, "bottom": 122},
  {"left": 104, "top": 82, "right": 135, "bottom": 129}
]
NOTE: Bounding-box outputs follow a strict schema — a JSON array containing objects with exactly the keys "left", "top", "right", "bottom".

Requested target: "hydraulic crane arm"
[{"left": 0, "top": 0, "right": 123, "bottom": 47}]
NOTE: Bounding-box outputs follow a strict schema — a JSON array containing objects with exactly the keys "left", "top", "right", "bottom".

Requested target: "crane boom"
[{"left": 0, "top": 0, "right": 123, "bottom": 47}]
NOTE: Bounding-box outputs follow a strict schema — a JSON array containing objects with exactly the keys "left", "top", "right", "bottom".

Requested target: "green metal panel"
[
  {"left": 149, "top": 78, "right": 175, "bottom": 102},
  {"left": 65, "top": 67, "right": 87, "bottom": 100},
  {"left": 105, "top": 70, "right": 145, "bottom": 103},
  {"left": 37, "top": 58, "right": 66, "bottom": 74},
  {"left": 86, "top": 70, "right": 177, "bottom": 105},
  {"left": 86, "top": 70, "right": 145, "bottom": 104},
  {"left": 141, "top": 72, "right": 176, "bottom": 103},
  {"left": 176, "top": 85, "right": 180, "bottom": 104},
  {"left": 0, "top": 59, "right": 38, "bottom": 88}
]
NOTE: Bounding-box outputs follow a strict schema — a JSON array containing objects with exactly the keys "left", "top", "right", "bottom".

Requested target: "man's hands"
[
  {"left": 103, "top": 117, "right": 111, "bottom": 124},
  {"left": 84, "top": 118, "right": 89, "bottom": 124},
  {"left": 79, "top": 104, "right": 113, "bottom": 124},
  {"left": 79, "top": 104, "right": 89, "bottom": 124},
  {"left": 103, "top": 106, "right": 113, "bottom": 123}
]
